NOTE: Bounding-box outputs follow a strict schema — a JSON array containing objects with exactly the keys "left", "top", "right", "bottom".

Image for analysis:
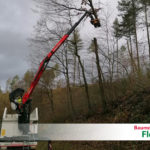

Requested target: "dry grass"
[{"left": 1, "top": 73, "right": 150, "bottom": 149}]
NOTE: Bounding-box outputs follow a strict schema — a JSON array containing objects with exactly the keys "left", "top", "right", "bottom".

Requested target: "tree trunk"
[
  {"left": 72, "top": 32, "right": 92, "bottom": 111},
  {"left": 131, "top": 0, "right": 140, "bottom": 71},
  {"left": 65, "top": 48, "right": 75, "bottom": 116},
  {"left": 46, "top": 88, "right": 54, "bottom": 113},
  {"left": 134, "top": 25, "right": 140, "bottom": 71},
  {"left": 127, "top": 40, "right": 137, "bottom": 73},
  {"left": 88, "top": 0, "right": 98, "bottom": 19},
  {"left": 91, "top": 56, "right": 94, "bottom": 84},
  {"left": 73, "top": 55, "right": 77, "bottom": 86},
  {"left": 129, "top": 34, "right": 133, "bottom": 56},
  {"left": 106, "top": 22, "right": 111, "bottom": 82},
  {"left": 66, "top": 72, "right": 75, "bottom": 116},
  {"left": 144, "top": 4, "right": 150, "bottom": 62},
  {"left": 76, "top": 52, "right": 92, "bottom": 111},
  {"left": 116, "top": 38, "right": 119, "bottom": 76},
  {"left": 78, "top": 61, "right": 82, "bottom": 86},
  {"left": 93, "top": 38, "right": 107, "bottom": 113}
]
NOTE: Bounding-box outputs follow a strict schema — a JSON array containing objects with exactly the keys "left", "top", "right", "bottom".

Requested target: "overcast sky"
[
  {"left": 0, "top": 0, "right": 118, "bottom": 91},
  {"left": 0, "top": 0, "right": 38, "bottom": 90}
]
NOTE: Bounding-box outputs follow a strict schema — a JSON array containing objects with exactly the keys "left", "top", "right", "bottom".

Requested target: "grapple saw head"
[
  {"left": 81, "top": 0, "right": 101, "bottom": 28},
  {"left": 89, "top": 12, "right": 101, "bottom": 28}
]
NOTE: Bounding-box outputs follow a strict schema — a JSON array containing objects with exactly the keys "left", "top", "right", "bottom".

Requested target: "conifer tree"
[
  {"left": 138, "top": 0, "right": 150, "bottom": 61},
  {"left": 118, "top": 0, "right": 141, "bottom": 71}
]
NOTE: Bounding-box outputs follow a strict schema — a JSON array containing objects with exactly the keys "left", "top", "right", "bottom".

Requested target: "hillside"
[
  {"left": 1, "top": 75, "right": 150, "bottom": 149},
  {"left": 36, "top": 86, "right": 150, "bottom": 150}
]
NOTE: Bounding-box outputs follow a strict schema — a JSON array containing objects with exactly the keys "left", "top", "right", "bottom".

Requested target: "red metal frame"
[
  {"left": 22, "top": 11, "right": 88, "bottom": 105},
  {"left": 22, "top": 34, "right": 69, "bottom": 104}
]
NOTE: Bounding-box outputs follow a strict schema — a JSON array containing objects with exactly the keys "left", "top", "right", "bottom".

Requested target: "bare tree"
[
  {"left": 93, "top": 38, "right": 107, "bottom": 112},
  {"left": 69, "top": 30, "right": 92, "bottom": 111}
]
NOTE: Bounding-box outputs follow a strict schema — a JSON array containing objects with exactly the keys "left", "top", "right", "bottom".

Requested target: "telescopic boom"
[
  {"left": 22, "top": 9, "right": 101, "bottom": 105},
  {"left": 22, "top": 11, "right": 88, "bottom": 104}
]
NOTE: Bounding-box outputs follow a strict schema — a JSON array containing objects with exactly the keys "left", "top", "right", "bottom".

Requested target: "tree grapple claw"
[
  {"left": 88, "top": 11, "right": 101, "bottom": 28},
  {"left": 90, "top": 18, "right": 101, "bottom": 28}
]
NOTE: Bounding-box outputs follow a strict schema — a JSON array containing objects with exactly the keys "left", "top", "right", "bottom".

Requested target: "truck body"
[{"left": 0, "top": 108, "right": 38, "bottom": 150}]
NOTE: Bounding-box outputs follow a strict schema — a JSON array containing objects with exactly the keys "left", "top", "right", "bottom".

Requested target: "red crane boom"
[
  {"left": 21, "top": 9, "right": 100, "bottom": 105},
  {"left": 22, "top": 11, "right": 89, "bottom": 104}
]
